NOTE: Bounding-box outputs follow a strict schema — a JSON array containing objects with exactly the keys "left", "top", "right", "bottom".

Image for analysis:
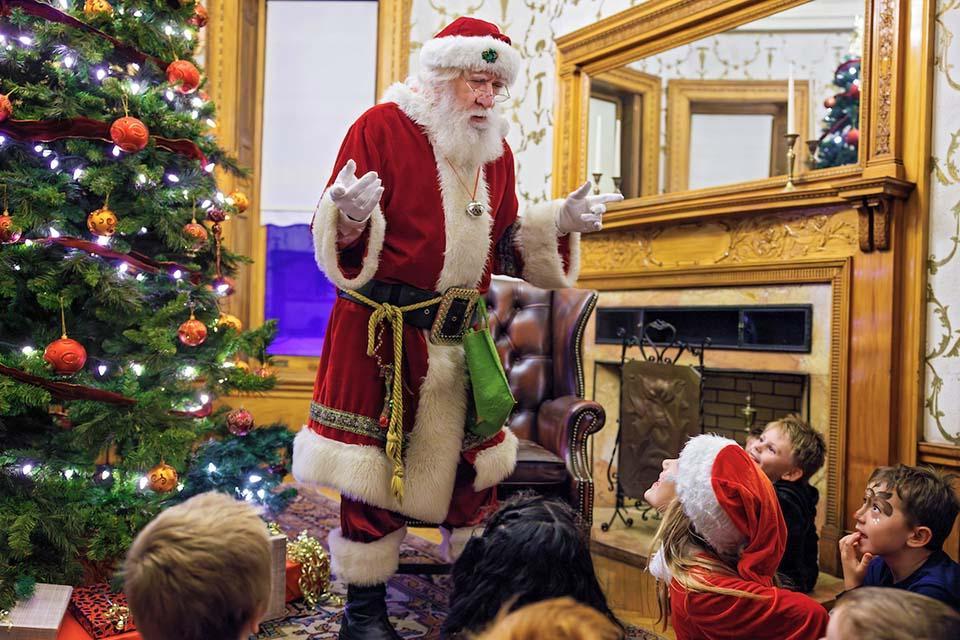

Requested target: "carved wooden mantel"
[{"left": 559, "top": 0, "right": 938, "bottom": 571}]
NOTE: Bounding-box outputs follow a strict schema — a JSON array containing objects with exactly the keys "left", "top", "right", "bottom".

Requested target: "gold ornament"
[
  {"left": 87, "top": 206, "right": 118, "bottom": 237},
  {"left": 84, "top": 0, "right": 114, "bottom": 17},
  {"left": 287, "top": 530, "right": 336, "bottom": 608},
  {"left": 234, "top": 359, "right": 250, "bottom": 372},
  {"left": 147, "top": 462, "right": 178, "bottom": 493},
  {"left": 230, "top": 191, "right": 250, "bottom": 212},
  {"left": 217, "top": 313, "right": 242, "bottom": 332}
]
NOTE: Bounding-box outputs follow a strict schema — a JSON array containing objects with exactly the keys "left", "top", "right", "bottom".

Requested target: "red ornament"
[
  {"left": 226, "top": 408, "right": 254, "bottom": 436},
  {"left": 166, "top": 60, "right": 201, "bottom": 94},
  {"left": 110, "top": 116, "right": 150, "bottom": 152},
  {"left": 0, "top": 93, "right": 12, "bottom": 122},
  {"left": 848, "top": 83, "right": 860, "bottom": 99},
  {"left": 183, "top": 221, "right": 208, "bottom": 249},
  {"left": 254, "top": 365, "right": 273, "bottom": 379},
  {"left": 0, "top": 212, "right": 22, "bottom": 244},
  {"left": 206, "top": 207, "right": 227, "bottom": 222},
  {"left": 189, "top": 3, "right": 208, "bottom": 28},
  {"left": 824, "top": 96, "right": 836, "bottom": 109},
  {"left": 845, "top": 128, "right": 860, "bottom": 145},
  {"left": 178, "top": 313, "right": 207, "bottom": 347},
  {"left": 44, "top": 337, "right": 87, "bottom": 375}
]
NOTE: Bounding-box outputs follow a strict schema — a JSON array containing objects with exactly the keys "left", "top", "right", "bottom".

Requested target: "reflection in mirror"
[{"left": 588, "top": 0, "right": 864, "bottom": 198}]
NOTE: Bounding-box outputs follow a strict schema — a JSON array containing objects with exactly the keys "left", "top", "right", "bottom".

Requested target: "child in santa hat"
[{"left": 648, "top": 434, "right": 828, "bottom": 639}]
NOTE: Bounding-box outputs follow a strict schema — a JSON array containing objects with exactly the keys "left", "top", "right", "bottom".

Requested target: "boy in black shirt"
[{"left": 747, "top": 414, "right": 827, "bottom": 592}]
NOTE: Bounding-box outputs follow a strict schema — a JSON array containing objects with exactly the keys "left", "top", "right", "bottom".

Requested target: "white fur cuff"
[
  {"left": 313, "top": 188, "right": 386, "bottom": 290},
  {"left": 440, "top": 526, "right": 481, "bottom": 563},
  {"left": 472, "top": 427, "right": 519, "bottom": 491},
  {"left": 329, "top": 526, "right": 407, "bottom": 586},
  {"left": 517, "top": 200, "right": 581, "bottom": 289}
]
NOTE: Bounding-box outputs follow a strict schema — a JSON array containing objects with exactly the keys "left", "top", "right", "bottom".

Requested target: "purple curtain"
[{"left": 264, "top": 224, "right": 335, "bottom": 357}]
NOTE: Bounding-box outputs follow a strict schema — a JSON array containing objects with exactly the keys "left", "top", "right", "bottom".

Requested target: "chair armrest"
[{"left": 537, "top": 396, "right": 606, "bottom": 480}]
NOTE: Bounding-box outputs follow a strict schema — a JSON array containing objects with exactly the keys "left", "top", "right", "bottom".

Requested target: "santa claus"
[{"left": 292, "top": 16, "right": 621, "bottom": 639}]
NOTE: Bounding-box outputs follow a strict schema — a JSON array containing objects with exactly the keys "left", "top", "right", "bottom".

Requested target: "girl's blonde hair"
[
  {"left": 473, "top": 597, "right": 623, "bottom": 640},
  {"left": 651, "top": 499, "right": 767, "bottom": 628}
]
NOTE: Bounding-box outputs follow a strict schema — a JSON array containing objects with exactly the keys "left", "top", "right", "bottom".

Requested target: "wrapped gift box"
[
  {"left": 3, "top": 583, "right": 72, "bottom": 640},
  {"left": 67, "top": 583, "right": 137, "bottom": 639},
  {"left": 56, "top": 613, "right": 140, "bottom": 640},
  {"left": 285, "top": 558, "right": 303, "bottom": 603},
  {"left": 263, "top": 531, "right": 288, "bottom": 621}
]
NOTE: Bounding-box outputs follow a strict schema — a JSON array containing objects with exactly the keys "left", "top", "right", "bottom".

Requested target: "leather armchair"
[{"left": 484, "top": 278, "right": 606, "bottom": 528}]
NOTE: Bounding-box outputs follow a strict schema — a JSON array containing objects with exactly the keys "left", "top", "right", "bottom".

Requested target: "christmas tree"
[
  {"left": 814, "top": 57, "right": 860, "bottom": 169},
  {"left": 0, "top": 1, "right": 294, "bottom": 611}
]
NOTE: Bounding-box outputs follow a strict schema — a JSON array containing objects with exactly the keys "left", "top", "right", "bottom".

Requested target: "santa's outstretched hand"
[
  {"left": 329, "top": 159, "right": 384, "bottom": 223},
  {"left": 556, "top": 181, "right": 623, "bottom": 235}
]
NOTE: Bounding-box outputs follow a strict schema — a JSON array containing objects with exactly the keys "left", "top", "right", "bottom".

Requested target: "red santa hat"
[
  {"left": 419, "top": 17, "right": 521, "bottom": 86},
  {"left": 674, "top": 434, "right": 786, "bottom": 585}
]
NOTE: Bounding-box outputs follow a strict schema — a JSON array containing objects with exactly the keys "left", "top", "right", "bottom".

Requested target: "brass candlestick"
[
  {"left": 741, "top": 392, "right": 757, "bottom": 432},
  {"left": 612, "top": 176, "right": 622, "bottom": 195},
  {"left": 591, "top": 171, "right": 603, "bottom": 195},
  {"left": 805, "top": 139, "right": 819, "bottom": 170},
  {"left": 783, "top": 133, "right": 799, "bottom": 191}
]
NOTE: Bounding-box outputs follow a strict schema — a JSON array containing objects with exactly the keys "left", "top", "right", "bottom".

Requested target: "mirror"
[{"left": 588, "top": 0, "right": 864, "bottom": 198}]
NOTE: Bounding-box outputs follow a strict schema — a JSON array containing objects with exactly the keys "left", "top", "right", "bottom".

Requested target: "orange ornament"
[
  {"left": 234, "top": 359, "right": 250, "bottom": 372},
  {"left": 254, "top": 365, "right": 273, "bottom": 379},
  {"left": 147, "top": 462, "right": 178, "bottom": 493},
  {"left": 110, "top": 116, "right": 149, "bottom": 152},
  {"left": 84, "top": 0, "right": 113, "bottom": 17},
  {"left": 166, "top": 60, "right": 201, "bottom": 94},
  {"left": 183, "top": 221, "right": 208, "bottom": 249},
  {"left": 0, "top": 93, "right": 12, "bottom": 122},
  {"left": 217, "top": 313, "right": 242, "bottom": 332},
  {"left": 44, "top": 337, "right": 87, "bottom": 375},
  {"left": 178, "top": 312, "right": 207, "bottom": 347},
  {"left": 230, "top": 191, "right": 250, "bottom": 212},
  {"left": 189, "top": 3, "right": 209, "bottom": 28},
  {"left": 87, "top": 206, "right": 117, "bottom": 237},
  {"left": 0, "top": 212, "right": 22, "bottom": 244}
]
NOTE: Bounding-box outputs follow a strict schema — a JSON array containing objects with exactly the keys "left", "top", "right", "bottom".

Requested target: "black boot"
[{"left": 338, "top": 583, "right": 402, "bottom": 640}]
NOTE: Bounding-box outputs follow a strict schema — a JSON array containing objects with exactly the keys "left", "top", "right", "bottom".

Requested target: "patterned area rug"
[{"left": 260, "top": 486, "right": 666, "bottom": 639}]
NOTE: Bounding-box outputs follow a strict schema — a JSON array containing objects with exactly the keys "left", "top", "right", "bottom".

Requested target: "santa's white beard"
[{"left": 419, "top": 86, "right": 507, "bottom": 168}]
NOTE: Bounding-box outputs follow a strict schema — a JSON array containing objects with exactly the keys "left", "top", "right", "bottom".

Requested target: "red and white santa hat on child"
[
  {"left": 420, "top": 17, "right": 521, "bottom": 86},
  {"left": 673, "top": 434, "right": 786, "bottom": 586}
]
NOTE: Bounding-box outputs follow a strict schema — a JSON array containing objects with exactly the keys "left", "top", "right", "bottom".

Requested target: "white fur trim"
[
  {"left": 292, "top": 340, "right": 468, "bottom": 523},
  {"left": 675, "top": 434, "right": 746, "bottom": 555},
  {"left": 472, "top": 427, "right": 519, "bottom": 491},
  {"left": 517, "top": 200, "right": 581, "bottom": 289},
  {"left": 328, "top": 526, "right": 407, "bottom": 586},
  {"left": 648, "top": 548, "right": 672, "bottom": 582},
  {"left": 313, "top": 189, "right": 386, "bottom": 290},
  {"left": 440, "top": 526, "right": 480, "bottom": 563},
  {"left": 420, "top": 35, "right": 521, "bottom": 85}
]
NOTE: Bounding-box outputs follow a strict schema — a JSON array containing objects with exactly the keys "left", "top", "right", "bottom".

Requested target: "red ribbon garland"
[
  {"left": 0, "top": 118, "right": 209, "bottom": 166},
  {"left": 41, "top": 236, "right": 203, "bottom": 284},
  {"left": 0, "top": 362, "right": 137, "bottom": 404},
  {"left": 0, "top": 0, "right": 171, "bottom": 70}
]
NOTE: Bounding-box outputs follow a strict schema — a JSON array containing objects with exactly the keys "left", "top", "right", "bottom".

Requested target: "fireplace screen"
[{"left": 618, "top": 360, "right": 702, "bottom": 498}]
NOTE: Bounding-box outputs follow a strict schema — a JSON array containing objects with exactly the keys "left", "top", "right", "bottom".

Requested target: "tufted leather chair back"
[{"left": 483, "top": 278, "right": 597, "bottom": 441}]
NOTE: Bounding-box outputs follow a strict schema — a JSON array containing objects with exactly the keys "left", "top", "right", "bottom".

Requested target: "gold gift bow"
[
  {"left": 105, "top": 601, "right": 130, "bottom": 631},
  {"left": 266, "top": 523, "right": 339, "bottom": 608}
]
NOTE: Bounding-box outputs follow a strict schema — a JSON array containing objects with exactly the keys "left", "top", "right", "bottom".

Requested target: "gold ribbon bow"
[
  {"left": 287, "top": 530, "right": 337, "bottom": 608},
  {"left": 105, "top": 601, "right": 130, "bottom": 631},
  {"left": 344, "top": 288, "right": 442, "bottom": 503}
]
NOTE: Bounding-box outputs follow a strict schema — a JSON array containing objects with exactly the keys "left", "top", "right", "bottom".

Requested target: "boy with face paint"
[{"left": 839, "top": 464, "right": 960, "bottom": 610}]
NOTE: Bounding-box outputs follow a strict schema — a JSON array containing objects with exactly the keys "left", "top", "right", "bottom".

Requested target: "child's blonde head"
[
  {"left": 831, "top": 588, "right": 960, "bottom": 640},
  {"left": 772, "top": 414, "right": 826, "bottom": 481},
  {"left": 122, "top": 491, "right": 271, "bottom": 640},
  {"left": 473, "top": 597, "right": 623, "bottom": 640}
]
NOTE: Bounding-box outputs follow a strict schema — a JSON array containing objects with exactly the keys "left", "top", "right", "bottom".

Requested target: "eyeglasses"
[{"left": 462, "top": 75, "right": 510, "bottom": 103}]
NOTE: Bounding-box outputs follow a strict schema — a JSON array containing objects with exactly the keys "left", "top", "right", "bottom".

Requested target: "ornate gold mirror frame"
[{"left": 554, "top": 0, "right": 914, "bottom": 246}]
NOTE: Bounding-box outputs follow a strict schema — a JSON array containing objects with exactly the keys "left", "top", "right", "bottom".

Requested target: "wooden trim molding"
[
  {"left": 579, "top": 258, "right": 852, "bottom": 574},
  {"left": 665, "top": 79, "right": 810, "bottom": 192},
  {"left": 376, "top": 0, "right": 412, "bottom": 98}
]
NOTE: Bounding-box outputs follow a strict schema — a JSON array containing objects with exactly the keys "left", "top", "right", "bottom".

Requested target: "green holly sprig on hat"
[{"left": 482, "top": 48, "right": 498, "bottom": 63}]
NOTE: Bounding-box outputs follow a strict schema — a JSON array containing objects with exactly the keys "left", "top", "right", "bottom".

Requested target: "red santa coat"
[{"left": 292, "top": 83, "right": 581, "bottom": 524}]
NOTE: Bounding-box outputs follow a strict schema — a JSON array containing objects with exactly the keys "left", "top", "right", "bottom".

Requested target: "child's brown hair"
[
  {"left": 122, "top": 491, "right": 271, "bottom": 640},
  {"left": 473, "top": 597, "right": 624, "bottom": 640},
  {"left": 772, "top": 414, "right": 826, "bottom": 481},
  {"left": 868, "top": 464, "right": 960, "bottom": 551},
  {"left": 835, "top": 587, "right": 960, "bottom": 640}
]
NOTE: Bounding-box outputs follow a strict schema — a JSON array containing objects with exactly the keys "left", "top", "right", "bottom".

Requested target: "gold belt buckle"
[{"left": 429, "top": 287, "right": 480, "bottom": 345}]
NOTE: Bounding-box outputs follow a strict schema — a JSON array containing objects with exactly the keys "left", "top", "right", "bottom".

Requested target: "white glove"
[
  {"left": 329, "top": 159, "right": 384, "bottom": 223},
  {"left": 556, "top": 181, "right": 623, "bottom": 235}
]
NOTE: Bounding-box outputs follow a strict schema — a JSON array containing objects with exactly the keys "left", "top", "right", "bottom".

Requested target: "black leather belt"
[{"left": 338, "top": 281, "right": 442, "bottom": 330}]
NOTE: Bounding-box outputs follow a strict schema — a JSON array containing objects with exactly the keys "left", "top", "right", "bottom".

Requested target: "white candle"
[
  {"left": 809, "top": 79, "right": 817, "bottom": 139},
  {"left": 787, "top": 63, "right": 795, "bottom": 135},
  {"left": 614, "top": 119, "right": 622, "bottom": 176},
  {"left": 594, "top": 116, "right": 602, "bottom": 174}
]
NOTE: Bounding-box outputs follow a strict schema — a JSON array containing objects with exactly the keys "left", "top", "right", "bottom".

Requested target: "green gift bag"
[{"left": 463, "top": 297, "right": 516, "bottom": 438}]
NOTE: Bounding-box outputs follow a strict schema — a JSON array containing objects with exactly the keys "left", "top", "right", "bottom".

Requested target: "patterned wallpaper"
[
  {"left": 925, "top": 0, "right": 960, "bottom": 445},
  {"left": 406, "top": 0, "right": 958, "bottom": 445}
]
